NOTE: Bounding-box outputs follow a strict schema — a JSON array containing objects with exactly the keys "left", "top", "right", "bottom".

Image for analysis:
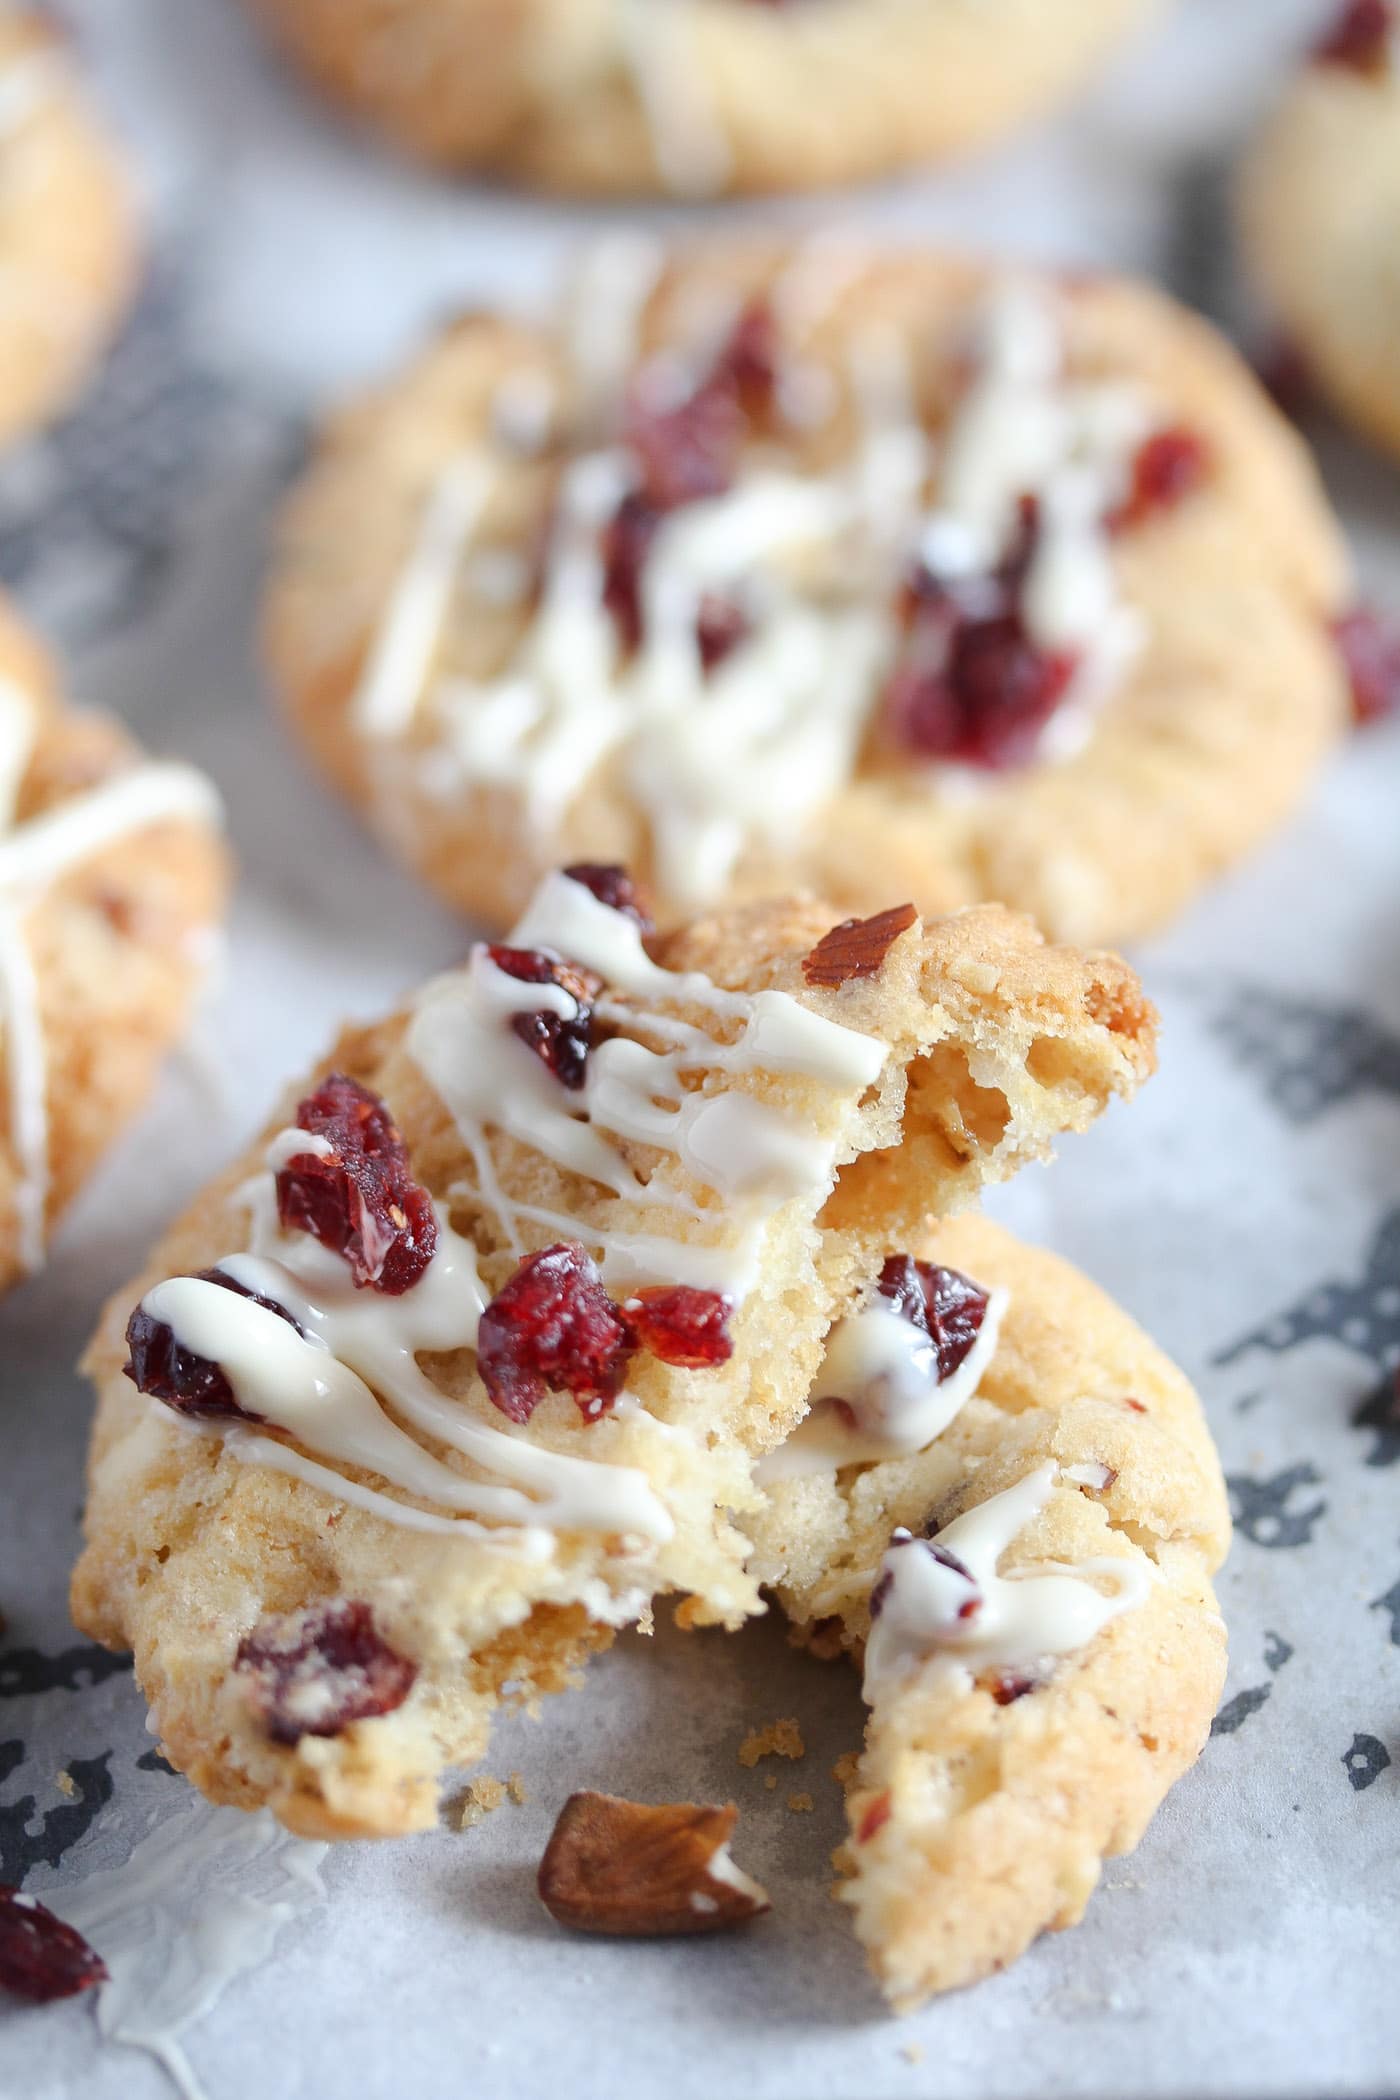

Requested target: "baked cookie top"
[
  {"left": 749, "top": 1212, "right": 1229, "bottom": 2006},
  {"left": 1239, "top": 1, "right": 1400, "bottom": 462},
  {"left": 248, "top": 0, "right": 1157, "bottom": 196},
  {"left": 73, "top": 868, "right": 1154, "bottom": 1838},
  {"left": 267, "top": 242, "right": 1350, "bottom": 949},
  {"left": 0, "top": 596, "right": 227, "bottom": 1289},
  {"left": 0, "top": 10, "right": 138, "bottom": 446}
]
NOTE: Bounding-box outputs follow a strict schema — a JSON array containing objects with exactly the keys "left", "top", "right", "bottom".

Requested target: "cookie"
[
  {"left": 265, "top": 241, "right": 1350, "bottom": 951},
  {"left": 0, "top": 597, "right": 227, "bottom": 1290},
  {"left": 246, "top": 0, "right": 1157, "bottom": 197},
  {"left": 1239, "top": 2, "right": 1400, "bottom": 463},
  {"left": 749, "top": 1212, "right": 1229, "bottom": 2006},
  {"left": 0, "top": 11, "right": 138, "bottom": 447},
  {"left": 72, "top": 869, "right": 1154, "bottom": 1838}
]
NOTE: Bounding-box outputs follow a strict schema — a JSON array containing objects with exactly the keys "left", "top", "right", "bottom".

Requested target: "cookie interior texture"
[
  {"left": 1239, "top": 23, "right": 1400, "bottom": 461},
  {"left": 0, "top": 9, "right": 138, "bottom": 445},
  {"left": 749, "top": 1211, "right": 1229, "bottom": 2007},
  {"left": 72, "top": 878, "right": 1153, "bottom": 1839},
  {"left": 0, "top": 596, "right": 228, "bottom": 1289},
  {"left": 246, "top": 0, "right": 1157, "bottom": 196},
  {"left": 265, "top": 242, "right": 1349, "bottom": 950}
]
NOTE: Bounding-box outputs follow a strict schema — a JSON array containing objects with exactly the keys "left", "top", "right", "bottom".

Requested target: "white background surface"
[{"left": 1, "top": 0, "right": 1399, "bottom": 2093}]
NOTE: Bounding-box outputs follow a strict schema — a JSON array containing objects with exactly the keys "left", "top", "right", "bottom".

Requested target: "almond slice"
[
  {"left": 537, "top": 1792, "right": 770, "bottom": 1937},
  {"left": 801, "top": 903, "right": 918, "bottom": 988}
]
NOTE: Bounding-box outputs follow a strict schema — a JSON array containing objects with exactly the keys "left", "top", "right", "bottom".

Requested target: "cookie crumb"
[
  {"left": 832, "top": 1751, "right": 861, "bottom": 1787},
  {"left": 787, "top": 1792, "right": 814, "bottom": 1814},
  {"left": 636, "top": 1602, "right": 655, "bottom": 1637},
  {"left": 54, "top": 1770, "right": 76, "bottom": 1800},
  {"left": 507, "top": 1771, "right": 528, "bottom": 1805},
  {"left": 457, "top": 1776, "right": 507, "bottom": 1828},
  {"left": 764, "top": 1773, "right": 778, "bottom": 1791},
  {"left": 901, "top": 2042, "right": 924, "bottom": 2066},
  {"left": 739, "top": 1718, "right": 805, "bottom": 1767}
]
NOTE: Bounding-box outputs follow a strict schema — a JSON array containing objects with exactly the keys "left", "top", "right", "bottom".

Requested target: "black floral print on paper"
[
  {"left": 1210, "top": 986, "right": 1400, "bottom": 1123},
  {"left": 0, "top": 1644, "right": 131, "bottom": 1701},
  {"left": 1370, "top": 1572, "right": 1400, "bottom": 1647},
  {"left": 1226, "top": 1465, "right": 1327, "bottom": 1550},
  {"left": 0, "top": 1741, "right": 113, "bottom": 1883},
  {"left": 1343, "top": 1734, "right": 1391, "bottom": 1792},
  {"left": 1209, "top": 1631, "right": 1294, "bottom": 1738}
]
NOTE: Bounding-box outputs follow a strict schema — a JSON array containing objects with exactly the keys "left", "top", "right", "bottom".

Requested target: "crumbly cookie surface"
[
  {"left": 72, "top": 876, "right": 1153, "bottom": 1838},
  {"left": 749, "top": 1211, "right": 1229, "bottom": 2007},
  {"left": 266, "top": 242, "right": 1349, "bottom": 950},
  {"left": 247, "top": 0, "right": 1156, "bottom": 196},
  {"left": 0, "top": 10, "right": 138, "bottom": 446},
  {"left": 0, "top": 597, "right": 227, "bottom": 1290},
  {"left": 1239, "top": 6, "right": 1400, "bottom": 461}
]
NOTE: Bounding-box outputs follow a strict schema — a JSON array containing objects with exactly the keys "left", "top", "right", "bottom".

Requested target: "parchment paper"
[{"left": 2, "top": 2, "right": 1398, "bottom": 2093}]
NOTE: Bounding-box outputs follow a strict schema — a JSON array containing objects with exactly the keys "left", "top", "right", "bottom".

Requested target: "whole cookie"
[
  {"left": 267, "top": 241, "right": 1351, "bottom": 949},
  {"left": 0, "top": 10, "right": 138, "bottom": 447},
  {"left": 73, "top": 868, "right": 1153, "bottom": 1837},
  {"left": 0, "top": 598, "right": 227, "bottom": 1290},
  {"left": 247, "top": 0, "right": 1157, "bottom": 197},
  {"left": 1240, "top": 1, "right": 1400, "bottom": 463},
  {"left": 749, "top": 1212, "right": 1229, "bottom": 2006}
]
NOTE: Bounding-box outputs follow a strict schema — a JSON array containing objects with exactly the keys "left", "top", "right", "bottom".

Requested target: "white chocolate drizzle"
[
  {"left": 758, "top": 1284, "right": 1009, "bottom": 1481},
  {"left": 352, "top": 261, "right": 1166, "bottom": 907},
  {"left": 862, "top": 1462, "right": 1152, "bottom": 1702},
  {"left": 0, "top": 47, "right": 64, "bottom": 140},
  {"left": 136, "top": 870, "right": 885, "bottom": 1550},
  {"left": 615, "top": 0, "right": 731, "bottom": 197},
  {"left": 0, "top": 727, "right": 222, "bottom": 1276}
]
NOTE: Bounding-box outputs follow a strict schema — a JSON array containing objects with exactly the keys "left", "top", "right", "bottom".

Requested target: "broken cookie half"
[
  {"left": 750, "top": 1212, "right": 1230, "bottom": 2008},
  {"left": 72, "top": 866, "right": 1152, "bottom": 1839}
]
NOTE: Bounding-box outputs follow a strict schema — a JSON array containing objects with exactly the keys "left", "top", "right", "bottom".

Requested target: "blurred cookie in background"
[{"left": 244, "top": 0, "right": 1159, "bottom": 197}]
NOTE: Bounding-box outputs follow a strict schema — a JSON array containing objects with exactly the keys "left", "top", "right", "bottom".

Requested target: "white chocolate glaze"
[
  {"left": 758, "top": 1284, "right": 1009, "bottom": 1481},
  {"left": 353, "top": 262, "right": 1166, "bottom": 905},
  {"left": 862, "top": 1461, "right": 1151, "bottom": 1701},
  {"left": 49, "top": 1800, "right": 326, "bottom": 2100},
  {"left": 134, "top": 870, "right": 883, "bottom": 1551},
  {"left": 0, "top": 48, "right": 63, "bottom": 140},
  {"left": 615, "top": 0, "right": 731, "bottom": 197},
  {"left": 0, "top": 753, "right": 222, "bottom": 1276}
]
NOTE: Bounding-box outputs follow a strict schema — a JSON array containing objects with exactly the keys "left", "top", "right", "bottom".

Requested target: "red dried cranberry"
[
  {"left": 477, "top": 1244, "right": 636, "bottom": 1424},
  {"left": 1332, "top": 604, "right": 1400, "bottom": 723},
  {"left": 716, "top": 298, "right": 779, "bottom": 422},
  {"left": 876, "top": 1257, "right": 991, "bottom": 1384},
  {"left": 855, "top": 1791, "right": 892, "bottom": 1844},
  {"left": 1314, "top": 0, "right": 1392, "bottom": 70},
  {"left": 600, "top": 491, "right": 661, "bottom": 658},
  {"left": 235, "top": 1599, "right": 417, "bottom": 1747},
  {"left": 695, "top": 594, "right": 751, "bottom": 674},
  {"left": 277, "top": 1074, "right": 437, "bottom": 1295},
  {"left": 487, "top": 945, "right": 603, "bottom": 1092},
  {"left": 983, "top": 1669, "right": 1037, "bottom": 1705},
  {"left": 885, "top": 613, "right": 1076, "bottom": 769},
  {"left": 623, "top": 1287, "right": 734, "bottom": 1368},
  {"left": 122, "top": 1268, "right": 301, "bottom": 1422},
  {"left": 562, "top": 863, "right": 655, "bottom": 933},
  {"left": 0, "top": 1887, "right": 107, "bottom": 2003},
  {"left": 1110, "top": 426, "right": 1210, "bottom": 531},
  {"left": 625, "top": 370, "right": 743, "bottom": 513}
]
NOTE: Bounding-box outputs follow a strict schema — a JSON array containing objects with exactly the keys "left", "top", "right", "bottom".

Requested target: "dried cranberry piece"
[
  {"left": 1314, "top": 0, "right": 1393, "bottom": 70},
  {"left": 855, "top": 1791, "right": 892, "bottom": 1844},
  {"left": 885, "top": 511, "right": 1078, "bottom": 771},
  {"left": 876, "top": 1256, "right": 991, "bottom": 1383},
  {"left": 1332, "top": 604, "right": 1400, "bottom": 723},
  {"left": 0, "top": 1887, "right": 107, "bottom": 2003},
  {"left": 982, "top": 1669, "right": 1037, "bottom": 1705},
  {"left": 601, "top": 491, "right": 661, "bottom": 658},
  {"left": 276, "top": 1074, "right": 437, "bottom": 1295},
  {"left": 562, "top": 863, "right": 655, "bottom": 933},
  {"left": 716, "top": 298, "right": 779, "bottom": 422},
  {"left": 623, "top": 1287, "right": 734, "bottom": 1368},
  {"left": 477, "top": 1244, "right": 636, "bottom": 1424},
  {"left": 487, "top": 944, "right": 604, "bottom": 1092},
  {"left": 1110, "top": 426, "right": 1210, "bottom": 532},
  {"left": 695, "top": 594, "right": 751, "bottom": 674},
  {"left": 235, "top": 1598, "right": 417, "bottom": 1747},
  {"left": 123, "top": 1268, "right": 301, "bottom": 1422},
  {"left": 626, "top": 371, "right": 744, "bottom": 513}
]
